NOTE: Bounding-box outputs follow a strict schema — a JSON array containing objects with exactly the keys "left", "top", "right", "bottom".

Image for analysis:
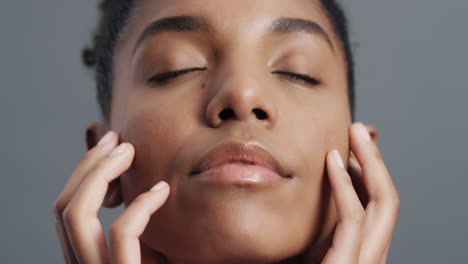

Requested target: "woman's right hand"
[{"left": 53, "top": 131, "right": 170, "bottom": 264}]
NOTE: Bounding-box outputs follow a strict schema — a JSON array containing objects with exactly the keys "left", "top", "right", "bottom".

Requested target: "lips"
[{"left": 190, "top": 141, "right": 290, "bottom": 181}]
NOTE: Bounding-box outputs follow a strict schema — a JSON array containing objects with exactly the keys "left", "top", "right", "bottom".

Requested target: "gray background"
[{"left": 1, "top": 0, "right": 467, "bottom": 263}]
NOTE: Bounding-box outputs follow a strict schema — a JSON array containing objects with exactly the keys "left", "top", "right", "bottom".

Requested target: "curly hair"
[{"left": 83, "top": 0, "right": 355, "bottom": 121}]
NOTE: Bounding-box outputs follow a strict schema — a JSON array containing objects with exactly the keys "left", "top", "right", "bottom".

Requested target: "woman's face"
[{"left": 106, "top": 0, "right": 351, "bottom": 262}]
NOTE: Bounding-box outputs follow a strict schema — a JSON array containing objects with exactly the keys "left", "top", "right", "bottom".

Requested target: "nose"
[{"left": 205, "top": 68, "right": 278, "bottom": 129}]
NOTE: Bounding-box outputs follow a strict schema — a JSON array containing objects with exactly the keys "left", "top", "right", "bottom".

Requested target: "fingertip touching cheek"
[{"left": 106, "top": 0, "right": 352, "bottom": 263}]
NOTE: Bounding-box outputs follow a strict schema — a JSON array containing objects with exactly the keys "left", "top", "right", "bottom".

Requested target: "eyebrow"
[
  {"left": 268, "top": 17, "right": 334, "bottom": 51},
  {"left": 133, "top": 15, "right": 209, "bottom": 54},
  {"left": 133, "top": 15, "right": 334, "bottom": 55}
]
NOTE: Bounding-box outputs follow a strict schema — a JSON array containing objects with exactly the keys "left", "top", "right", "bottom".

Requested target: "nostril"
[
  {"left": 219, "top": 108, "right": 236, "bottom": 120},
  {"left": 252, "top": 108, "right": 268, "bottom": 120}
]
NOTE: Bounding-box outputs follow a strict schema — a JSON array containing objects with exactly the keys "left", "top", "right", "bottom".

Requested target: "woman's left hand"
[{"left": 304, "top": 122, "right": 400, "bottom": 264}]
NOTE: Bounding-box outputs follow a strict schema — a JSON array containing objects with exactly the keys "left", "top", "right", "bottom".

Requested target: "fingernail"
[
  {"left": 97, "top": 131, "right": 114, "bottom": 146},
  {"left": 109, "top": 143, "right": 129, "bottom": 156},
  {"left": 357, "top": 123, "right": 371, "bottom": 142},
  {"left": 151, "top": 181, "right": 168, "bottom": 191},
  {"left": 331, "top": 149, "right": 344, "bottom": 169}
]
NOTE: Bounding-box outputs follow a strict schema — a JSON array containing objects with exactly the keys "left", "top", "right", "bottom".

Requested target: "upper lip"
[{"left": 190, "top": 141, "right": 289, "bottom": 178}]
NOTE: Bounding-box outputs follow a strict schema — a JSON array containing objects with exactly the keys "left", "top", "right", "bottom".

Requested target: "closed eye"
[
  {"left": 147, "top": 68, "right": 320, "bottom": 87},
  {"left": 147, "top": 67, "right": 207, "bottom": 85},
  {"left": 272, "top": 71, "right": 321, "bottom": 86}
]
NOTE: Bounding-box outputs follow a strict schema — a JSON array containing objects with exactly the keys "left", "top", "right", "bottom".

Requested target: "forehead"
[
  {"left": 118, "top": 0, "right": 341, "bottom": 54},
  {"left": 131, "top": 0, "right": 327, "bottom": 27}
]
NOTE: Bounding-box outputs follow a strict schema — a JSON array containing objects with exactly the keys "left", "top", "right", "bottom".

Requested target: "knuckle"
[
  {"left": 338, "top": 173, "right": 354, "bottom": 189},
  {"left": 81, "top": 148, "right": 96, "bottom": 163},
  {"left": 133, "top": 192, "right": 150, "bottom": 204},
  {"left": 81, "top": 145, "right": 105, "bottom": 163},
  {"left": 61, "top": 205, "right": 80, "bottom": 226},
  {"left": 379, "top": 189, "right": 400, "bottom": 216},
  {"left": 388, "top": 192, "right": 401, "bottom": 213},
  {"left": 87, "top": 159, "right": 116, "bottom": 180},
  {"left": 342, "top": 173, "right": 354, "bottom": 185},
  {"left": 53, "top": 197, "right": 65, "bottom": 219},
  {"left": 129, "top": 192, "right": 153, "bottom": 209},
  {"left": 109, "top": 221, "right": 130, "bottom": 239},
  {"left": 345, "top": 207, "right": 366, "bottom": 225},
  {"left": 93, "top": 153, "right": 124, "bottom": 173},
  {"left": 109, "top": 223, "right": 120, "bottom": 237}
]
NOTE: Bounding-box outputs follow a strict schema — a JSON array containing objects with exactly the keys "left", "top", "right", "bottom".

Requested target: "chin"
[
  {"left": 143, "top": 212, "right": 309, "bottom": 264},
  {"left": 139, "top": 185, "right": 336, "bottom": 264}
]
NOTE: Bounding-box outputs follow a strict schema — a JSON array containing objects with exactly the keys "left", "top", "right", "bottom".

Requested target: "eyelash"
[
  {"left": 148, "top": 68, "right": 206, "bottom": 84},
  {"left": 271, "top": 71, "right": 321, "bottom": 86},
  {"left": 147, "top": 68, "right": 321, "bottom": 86}
]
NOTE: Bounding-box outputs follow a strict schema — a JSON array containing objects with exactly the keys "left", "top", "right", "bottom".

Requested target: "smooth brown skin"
[{"left": 54, "top": 0, "right": 399, "bottom": 263}]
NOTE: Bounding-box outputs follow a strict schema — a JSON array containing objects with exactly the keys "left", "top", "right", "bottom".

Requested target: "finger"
[
  {"left": 349, "top": 123, "right": 400, "bottom": 263},
  {"left": 303, "top": 223, "right": 336, "bottom": 263},
  {"left": 54, "top": 131, "right": 118, "bottom": 264},
  {"left": 55, "top": 131, "right": 118, "bottom": 214},
  {"left": 62, "top": 142, "right": 135, "bottom": 263},
  {"left": 349, "top": 123, "right": 398, "bottom": 202},
  {"left": 109, "top": 181, "right": 170, "bottom": 264},
  {"left": 55, "top": 218, "right": 76, "bottom": 264},
  {"left": 347, "top": 155, "right": 369, "bottom": 207},
  {"left": 321, "top": 150, "right": 364, "bottom": 264},
  {"left": 379, "top": 243, "right": 390, "bottom": 264}
]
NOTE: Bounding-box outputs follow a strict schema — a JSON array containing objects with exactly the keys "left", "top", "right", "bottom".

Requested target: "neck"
[{"left": 157, "top": 252, "right": 304, "bottom": 264}]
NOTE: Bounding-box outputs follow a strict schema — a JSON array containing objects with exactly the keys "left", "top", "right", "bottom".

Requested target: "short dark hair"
[{"left": 83, "top": 0, "right": 355, "bottom": 121}]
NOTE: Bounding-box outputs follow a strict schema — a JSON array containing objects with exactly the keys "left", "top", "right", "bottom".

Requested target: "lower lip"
[{"left": 190, "top": 163, "right": 286, "bottom": 185}]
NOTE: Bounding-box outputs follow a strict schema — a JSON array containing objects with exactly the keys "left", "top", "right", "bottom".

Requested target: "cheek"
[
  {"left": 115, "top": 106, "right": 192, "bottom": 205},
  {"left": 322, "top": 111, "right": 350, "bottom": 161},
  {"left": 290, "top": 94, "right": 350, "bottom": 169},
  {"left": 285, "top": 108, "right": 349, "bottom": 240},
  {"left": 287, "top": 110, "right": 348, "bottom": 179},
  {"left": 294, "top": 112, "right": 349, "bottom": 184}
]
